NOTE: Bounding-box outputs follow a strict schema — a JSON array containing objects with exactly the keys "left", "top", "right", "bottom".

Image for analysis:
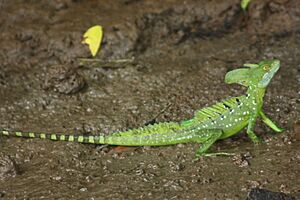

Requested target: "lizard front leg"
[
  {"left": 246, "top": 113, "right": 261, "bottom": 144},
  {"left": 259, "top": 111, "right": 284, "bottom": 133}
]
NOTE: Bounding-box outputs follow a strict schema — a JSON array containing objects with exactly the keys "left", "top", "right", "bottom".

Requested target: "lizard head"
[{"left": 225, "top": 59, "right": 280, "bottom": 88}]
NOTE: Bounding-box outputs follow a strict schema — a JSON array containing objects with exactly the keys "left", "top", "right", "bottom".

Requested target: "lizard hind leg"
[
  {"left": 194, "top": 129, "right": 234, "bottom": 157},
  {"left": 259, "top": 111, "right": 284, "bottom": 133}
]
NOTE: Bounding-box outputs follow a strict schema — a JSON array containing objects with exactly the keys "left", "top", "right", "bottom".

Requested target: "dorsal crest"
[{"left": 193, "top": 97, "right": 241, "bottom": 122}]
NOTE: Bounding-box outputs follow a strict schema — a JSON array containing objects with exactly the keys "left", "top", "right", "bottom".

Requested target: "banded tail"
[
  {"left": 0, "top": 121, "right": 212, "bottom": 147},
  {"left": 0, "top": 130, "right": 105, "bottom": 144},
  {"left": 0, "top": 122, "right": 184, "bottom": 146}
]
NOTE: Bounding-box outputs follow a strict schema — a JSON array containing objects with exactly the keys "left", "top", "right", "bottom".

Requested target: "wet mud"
[{"left": 0, "top": 0, "right": 299, "bottom": 199}]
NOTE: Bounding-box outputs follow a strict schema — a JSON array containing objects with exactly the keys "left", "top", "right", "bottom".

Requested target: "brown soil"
[{"left": 0, "top": 0, "right": 299, "bottom": 199}]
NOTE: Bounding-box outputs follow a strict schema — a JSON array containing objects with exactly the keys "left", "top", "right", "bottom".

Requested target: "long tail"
[
  {"left": 0, "top": 130, "right": 106, "bottom": 144},
  {"left": 0, "top": 121, "right": 204, "bottom": 146}
]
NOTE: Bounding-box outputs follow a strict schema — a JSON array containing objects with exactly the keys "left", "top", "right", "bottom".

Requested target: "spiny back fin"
[
  {"left": 193, "top": 97, "right": 239, "bottom": 122},
  {"left": 112, "top": 122, "right": 183, "bottom": 137},
  {"left": 112, "top": 96, "right": 242, "bottom": 137}
]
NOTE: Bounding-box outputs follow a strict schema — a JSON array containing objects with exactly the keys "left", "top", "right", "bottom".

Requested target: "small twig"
[
  {"left": 145, "top": 103, "right": 173, "bottom": 126},
  {"left": 77, "top": 57, "right": 135, "bottom": 68}
]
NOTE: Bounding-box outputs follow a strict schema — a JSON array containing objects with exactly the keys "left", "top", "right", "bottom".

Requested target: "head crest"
[{"left": 225, "top": 60, "right": 280, "bottom": 88}]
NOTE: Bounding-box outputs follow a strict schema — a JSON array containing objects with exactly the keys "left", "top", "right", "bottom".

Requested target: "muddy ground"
[{"left": 0, "top": 0, "right": 299, "bottom": 199}]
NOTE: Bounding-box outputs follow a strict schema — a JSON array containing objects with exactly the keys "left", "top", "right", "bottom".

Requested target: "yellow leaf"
[{"left": 82, "top": 25, "right": 103, "bottom": 57}]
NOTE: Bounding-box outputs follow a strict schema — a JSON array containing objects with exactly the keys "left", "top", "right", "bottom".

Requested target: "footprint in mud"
[
  {"left": 43, "top": 64, "right": 86, "bottom": 95},
  {"left": 0, "top": 153, "right": 18, "bottom": 181}
]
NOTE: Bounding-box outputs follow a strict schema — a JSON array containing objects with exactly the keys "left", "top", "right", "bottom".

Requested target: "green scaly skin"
[{"left": 0, "top": 60, "right": 284, "bottom": 157}]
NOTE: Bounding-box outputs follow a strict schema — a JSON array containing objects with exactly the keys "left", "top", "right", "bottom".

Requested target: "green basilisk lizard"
[{"left": 0, "top": 60, "right": 283, "bottom": 157}]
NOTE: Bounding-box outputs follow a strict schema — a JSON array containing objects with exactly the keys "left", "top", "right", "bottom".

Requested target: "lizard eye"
[{"left": 263, "top": 64, "right": 270, "bottom": 71}]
